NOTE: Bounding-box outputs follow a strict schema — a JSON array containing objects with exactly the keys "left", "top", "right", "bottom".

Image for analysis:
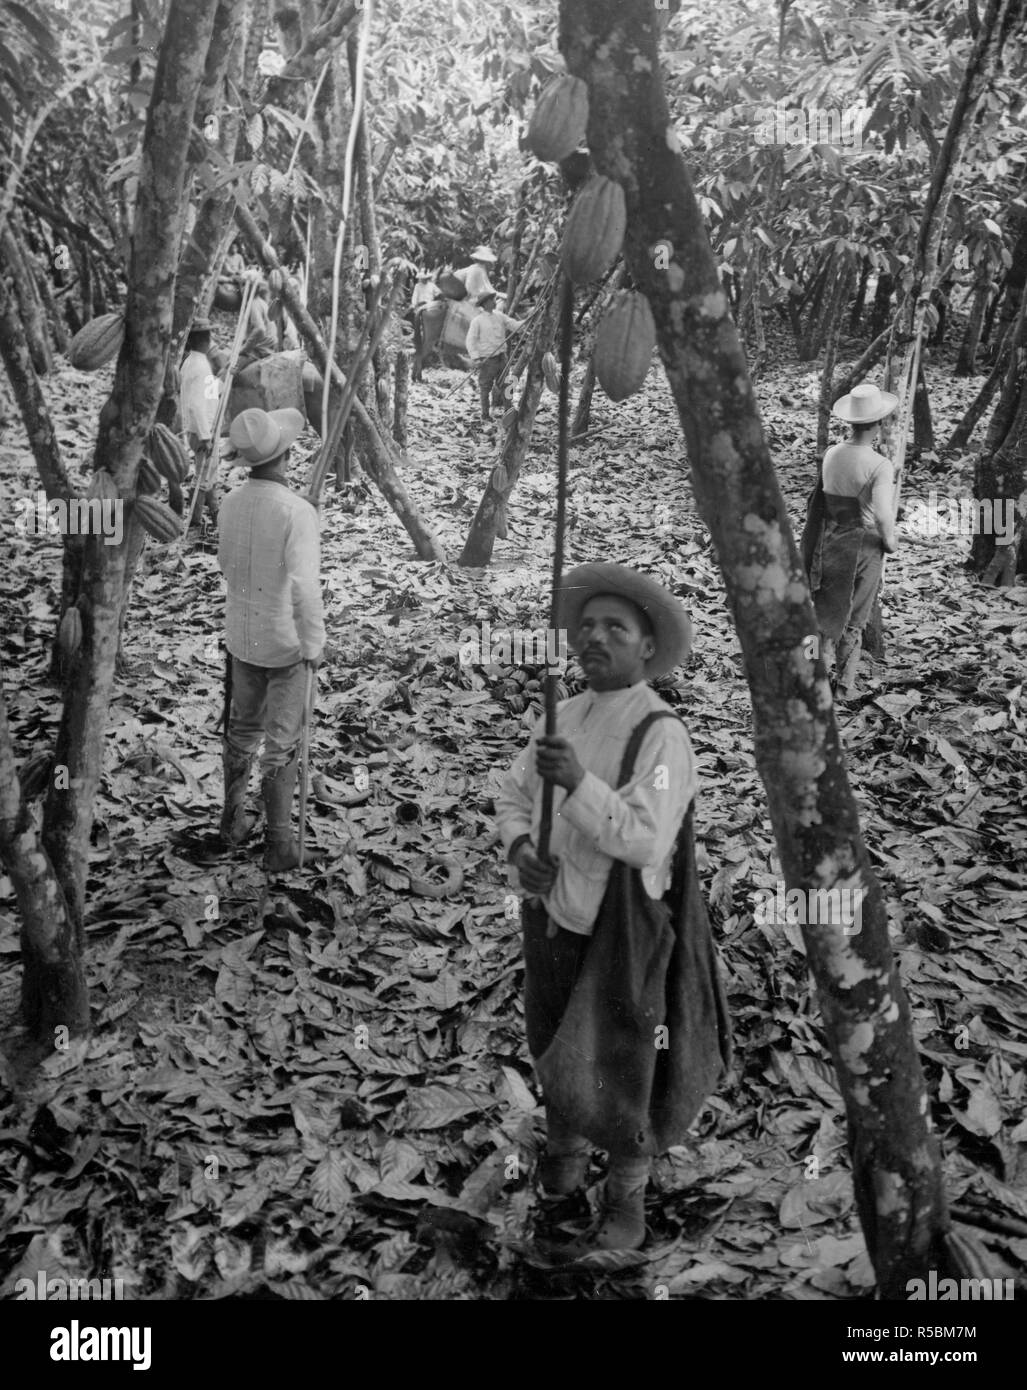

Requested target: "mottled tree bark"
[
  {"left": 561, "top": 0, "right": 949, "bottom": 1298},
  {"left": 38, "top": 0, "right": 223, "bottom": 1029},
  {"left": 970, "top": 286, "right": 1027, "bottom": 580},
  {"left": 0, "top": 695, "right": 88, "bottom": 1038}
]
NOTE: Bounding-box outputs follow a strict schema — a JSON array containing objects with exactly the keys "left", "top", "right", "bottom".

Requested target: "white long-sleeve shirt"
[
  {"left": 455, "top": 263, "right": 495, "bottom": 300},
  {"left": 218, "top": 479, "right": 325, "bottom": 668},
  {"left": 496, "top": 681, "right": 697, "bottom": 935},
  {"left": 466, "top": 309, "right": 521, "bottom": 364},
  {"left": 180, "top": 350, "right": 220, "bottom": 441}
]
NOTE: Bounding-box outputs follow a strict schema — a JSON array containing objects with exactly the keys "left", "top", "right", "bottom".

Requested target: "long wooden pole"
[{"left": 536, "top": 273, "right": 574, "bottom": 894}]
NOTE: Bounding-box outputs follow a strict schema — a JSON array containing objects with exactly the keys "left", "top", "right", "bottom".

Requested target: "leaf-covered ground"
[{"left": 1, "top": 323, "right": 1026, "bottom": 1301}]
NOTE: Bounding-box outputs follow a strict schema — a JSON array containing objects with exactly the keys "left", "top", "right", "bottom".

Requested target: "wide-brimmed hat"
[
  {"left": 832, "top": 382, "right": 898, "bottom": 424},
  {"left": 228, "top": 407, "right": 304, "bottom": 466},
  {"left": 470, "top": 245, "right": 497, "bottom": 263},
  {"left": 189, "top": 317, "right": 212, "bottom": 334},
  {"left": 476, "top": 290, "right": 498, "bottom": 306},
  {"left": 556, "top": 562, "right": 694, "bottom": 679}
]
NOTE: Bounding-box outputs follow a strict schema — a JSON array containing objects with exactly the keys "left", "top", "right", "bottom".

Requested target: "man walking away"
[{"left": 217, "top": 407, "right": 325, "bottom": 871}]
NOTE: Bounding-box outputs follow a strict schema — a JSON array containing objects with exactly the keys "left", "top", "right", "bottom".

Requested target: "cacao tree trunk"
[
  {"left": 970, "top": 284, "right": 1027, "bottom": 580},
  {"left": 37, "top": 0, "right": 223, "bottom": 1031},
  {"left": 955, "top": 263, "right": 992, "bottom": 375},
  {"left": 561, "top": 0, "right": 951, "bottom": 1299},
  {"left": 0, "top": 696, "right": 89, "bottom": 1041}
]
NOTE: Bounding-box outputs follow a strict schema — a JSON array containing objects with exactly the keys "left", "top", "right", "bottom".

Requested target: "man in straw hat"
[
  {"left": 453, "top": 244, "right": 498, "bottom": 303},
  {"left": 496, "top": 563, "right": 731, "bottom": 1250},
  {"left": 466, "top": 290, "right": 523, "bottom": 423},
  {"left": 802, "top": 382, "right": 899, "bottom": 700},
  {"left": 217, "top": 407, "right": 325, "bottom": 871}
]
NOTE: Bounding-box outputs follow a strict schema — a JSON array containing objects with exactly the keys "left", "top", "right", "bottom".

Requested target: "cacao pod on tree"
[
  {"left": 594, "top": 290, "right": 656, "bottom": 401},
  {"left": 58, "top": 606, "right": 83, "bottom": 659},
  {"left": 134, "top": 495, "right": 181, "bottom": 543},
  {"left": 560, "top": 176, "right": 626, "bottom": 286},
  {"left": 137, "top": 457, "right": 162, "bottom": 494},
  {"left": 149, "top": 424, "right": 189, "bottom": 484},
  {"left": 87, "top": 469, "right": 119, "bottom": 504},
  {"left": 526, "top": 75, "right": 589, "bottom": 163},
  {"left": 269, "top": 268, "right": 284, "bottom": 293},
  {"left": 67, "top": 312, "right": 125, "bottom": 371},
  {"left": 491, "top": 464, "right": 509, "bottom": 491}
]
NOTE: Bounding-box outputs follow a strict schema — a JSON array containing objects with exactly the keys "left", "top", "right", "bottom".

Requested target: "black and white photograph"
[{"left": 0, "top": 0, "right": 1024, "bottom": 1359}]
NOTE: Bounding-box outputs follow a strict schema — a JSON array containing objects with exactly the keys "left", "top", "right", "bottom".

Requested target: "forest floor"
[{"left": 1, "top": 320, "right": 1026, "bottom": 1301}]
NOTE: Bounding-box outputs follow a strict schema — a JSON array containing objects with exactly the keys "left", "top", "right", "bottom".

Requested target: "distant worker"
[
  {"left": 803, "top": 382, "right": 898, "bottom": 699},
  {"left": 466, "top": 290, "right": 523, "bottom": 423},
  {"left": 179, "top": 317, "right": 221, "bottom": 529},
  {"left": 452, "top": 245, "right": 498, "bottom": 303}
]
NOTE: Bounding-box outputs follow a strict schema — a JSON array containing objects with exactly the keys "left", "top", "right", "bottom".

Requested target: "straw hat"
[
  {"left": 556, "top": 562, "right": 694, "bottom": 679},
  {"left": 228, "top": 407, "right": 304, "bottom": 466},
  {"left": 476, "top": 290, "right": 498, "bottom": 306},
  {"left": 470, "top": 245, "right": 497, "bottom": 263},
  {"left": 832, "top": 382, "right": 898, "bottom": 424}
]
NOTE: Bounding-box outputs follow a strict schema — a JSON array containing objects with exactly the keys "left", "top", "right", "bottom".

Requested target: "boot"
[
  {"left": 595, "top": 1157, "right": 649, "bottom": 1250},
  {"left": 202, "top": 488, "right": 219, "bottom": 528},
  {"left": 220, "top": 745, "right": 257, "bottom": 846},
  {"left": 261, "top": 756, "right": 299, "bottom": 872}
]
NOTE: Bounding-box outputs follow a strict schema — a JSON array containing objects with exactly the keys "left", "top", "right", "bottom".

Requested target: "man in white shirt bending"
[
  {"left": 465, "top": 291, "right": 522, "bottom": 422},
  {"left": 217, "top": 407, "right": 325, "bottom": 871}
]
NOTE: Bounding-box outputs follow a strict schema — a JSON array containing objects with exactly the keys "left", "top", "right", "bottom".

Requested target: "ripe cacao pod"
[
  {"left": 68, "top": 312, "right": 125, "bottom": 371},
  {"left": 526, "top": 75, "right": 589, "bottom": 162},
  {"left": 58, "top": 606, "right": 83, "bottom": 660},
  {"left": 19, "top": 750, "right": 54, "bottom": 802},
  {"left": 541, "top": 352, "right": 559, "bottom": 393},
  {"left": 491, "top": 464, "right": 509, "bottom": 491},
  {"left": 134, "top": 495, "right": 181, "bottom": 543},
  {"left": 560, "top": 176, "right": 626, "bottom": 286},
  {"left": 87, "top": 469, "right": 119, "bottom": 504},
  {"left": 149, "top": 424, "right": 189, "bottom": 484},
  {"left": 594, "top": 290, "right": 656, "bottom": 401},
  {"left": 137, "top": 456, "right": 162, "bottom": 494},
  {"left": 269, "top": 268, "right": 285, "bottom": 293}
]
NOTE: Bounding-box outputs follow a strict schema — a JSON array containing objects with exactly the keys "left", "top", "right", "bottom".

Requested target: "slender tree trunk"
[
  {"left": 971, "top": 285, "right": 1027, "bottom": 579},
  {"left": 849, "top": 259, "right": 870, "bottom": 335},
  {"left": 869, "top": 271, "right": 893, "bottom": 338},
  {"left": 955, "top": 263, "right": 992, "bottom": 375},
  {"left": 883, "top": 0, "right": 1016, "bottom": 460},
  {"left": 571, "top": 356, "right": 596, "bottom": 438},
  {"left": 0, "top": 696, "right": 89, "bottom": 1039},
  {"left": 506, "top": 181, "right": 529, "bottom": 305},
  {"left": 562, "top": 0, "right": 952, "bottom": 1299},
  {"left": 392, "top": 348, "right": 409, "bottom": 450},
  {"left": 912, "top": 363, "right": 934, "bottom": 453},
  {"left": 3, "top": 225, "right": 53, "bottom": 375},
  {"left": 947, "top": 338, "right": 1011, "bottom": 449},
  {"left": 459, "top": 283, "right": 561, "bottom": 566},
  {"left": 40, "top": 0, "right": 222, "bottom": 990}
]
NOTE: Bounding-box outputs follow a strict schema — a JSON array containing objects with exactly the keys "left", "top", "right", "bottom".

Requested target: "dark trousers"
[
  {"left": 226, "top": 656, "right": 306, "bottom": 773},
  {"left": 477, "top": 355, "right": 504, "bottom": 419}
]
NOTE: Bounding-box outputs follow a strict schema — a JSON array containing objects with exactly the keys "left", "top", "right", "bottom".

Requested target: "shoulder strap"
[{"left": 617, "top": 709, "right": 682, "bottom": 789}]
